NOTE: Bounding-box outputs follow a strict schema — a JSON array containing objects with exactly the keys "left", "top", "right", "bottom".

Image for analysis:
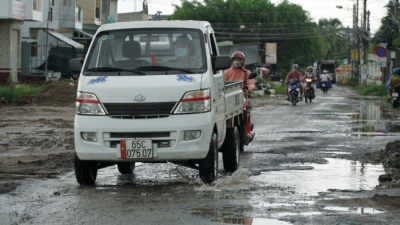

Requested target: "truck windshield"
[{"left": 83, "top": 28, "right": 207, "bottom": 75}]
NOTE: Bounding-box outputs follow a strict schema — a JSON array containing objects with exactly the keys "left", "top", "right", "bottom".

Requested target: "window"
[
  {"left": 48, "top": 8, "right": 53, "bottom": 21},
  {"left": 95, "top": 7, "right": 100, "bottom": 19},
  {"left": 63, "top": 0, "right": 71, "bottom": 6},
  {"left": 33, "top": 0, "right": 41, "bottom": 12},
  {"left": 84, "top": 28, "right": 207, "bottom": 75}
]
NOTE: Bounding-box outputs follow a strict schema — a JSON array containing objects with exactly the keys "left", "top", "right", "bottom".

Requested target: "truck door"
[{"left": 207, "top": 30, "right": 225, "bottom": 145}]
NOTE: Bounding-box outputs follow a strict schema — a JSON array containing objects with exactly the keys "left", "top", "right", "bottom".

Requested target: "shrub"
[
  {"left": 353, "top": 84, "right": 386, "bottom": 97},
  {"left": 269, "top": 82, "right": 286, "bottom": 94}
]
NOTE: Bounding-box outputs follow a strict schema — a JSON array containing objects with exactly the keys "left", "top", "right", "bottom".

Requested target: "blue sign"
[{"left": 375, "top": 46, "right": 387, "bottom": 58}]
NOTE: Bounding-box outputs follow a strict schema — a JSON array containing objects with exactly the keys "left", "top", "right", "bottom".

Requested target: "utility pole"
[
  {"left": 44, "top": 0, "right": 50, "bottom": 79},
  {"left": 362, "top": 0, "right": 368, "bottom": 84},
  {"left": 351, "top": 0, "right": 358, "bottom": 79}
]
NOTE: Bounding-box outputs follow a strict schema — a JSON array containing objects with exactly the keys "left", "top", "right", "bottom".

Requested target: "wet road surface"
[{"left": 2, "top": 85, "right": 400, "bottom": 225}]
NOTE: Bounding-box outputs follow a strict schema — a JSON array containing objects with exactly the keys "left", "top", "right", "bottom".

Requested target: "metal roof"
[{"left": 44, "top": 30, "right": 84, "bottom": 49}]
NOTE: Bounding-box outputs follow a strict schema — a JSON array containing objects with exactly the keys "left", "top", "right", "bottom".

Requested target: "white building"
[
  {"left": 0, "top": 0, "right": 43, "bottom": 84},
  {"left": 21, "top": 0, "right": 86, "bottom": 77}
]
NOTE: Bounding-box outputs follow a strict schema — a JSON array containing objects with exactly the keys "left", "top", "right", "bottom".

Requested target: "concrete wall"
[
  {"left": 59, "top": 0, "right": 77, "bottom": 29},
  {"left": 79, "top": 0, "right": 95, "bottom": 24},
  {"left": 0, "top": 21, "right": 21, "bottom": 84},
  {"left": 366, "top": 54, "right": 383, "bottom": 85},
  {"left": 117, "top": 12, "right": 148, "bottom": 22}
]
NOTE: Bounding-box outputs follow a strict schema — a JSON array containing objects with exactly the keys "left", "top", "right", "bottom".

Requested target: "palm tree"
[{"left": 318, "top": 18, "right": 347, "bottom": 59}]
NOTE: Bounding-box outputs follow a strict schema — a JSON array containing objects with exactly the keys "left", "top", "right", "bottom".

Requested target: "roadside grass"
[
  {"left": 352, "top": 84, "right": 387, "bottom": 99},
  {"left": 0, "top": 79, "right": 71, "bottom": 105},
  {"left": 269, "top": 82, "right": 286, "bottom": 94}
]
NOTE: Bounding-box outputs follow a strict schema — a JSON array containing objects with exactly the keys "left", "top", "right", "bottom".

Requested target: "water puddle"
[
  {"left": 324, "top": 206, "right": 386, "bottom": 214},
  {"left": 252, "top": 158, "right": 384, "bottom": 196},
  {"left": 191, "top": 208, "right": 233, "bottom": 217},
  {"left": 317, "top": 151, "right": 351, "bottom": 155},
  {"left": 350, "top": 102, "right": 400, "bottom": 136},
  {"left": 211, "top": 217, "right": 292, "bottom": 225}
]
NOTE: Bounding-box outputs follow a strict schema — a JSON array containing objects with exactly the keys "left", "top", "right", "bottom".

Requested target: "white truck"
[{"left": 69, "top": 20, "right": 256, "bottom": 185}]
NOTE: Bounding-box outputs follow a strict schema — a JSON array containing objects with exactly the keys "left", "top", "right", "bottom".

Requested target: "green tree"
[
  {"left": 371, "top": 1, "right": 399, "bottom": 50},
  {"left": 170, "top": 0, "right": 343, "bottom": 74},
  {"left": 318, "top": 18, "right": 347, "bottom": 60}
]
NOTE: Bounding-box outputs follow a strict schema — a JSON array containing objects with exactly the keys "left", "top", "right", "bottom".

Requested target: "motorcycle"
[
  {"left": 391, "top": 88, "right": 400, "bottom": 108},
  {"left": 240, "top": 72, "right": 258, "bottom": 150},
  {"left": 304, "top": 77, "right": 315, "bottom": 103},
  {"left": 321, "top": 81, "right": 329, "bottom": 94},
  {"left": 288, "top": 78, "right": 300, "bottom": 106}
]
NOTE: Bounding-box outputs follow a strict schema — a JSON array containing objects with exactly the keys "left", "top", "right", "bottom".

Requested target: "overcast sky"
[{"left": 117, "top": 0, "right": 389, "bottom": 34}]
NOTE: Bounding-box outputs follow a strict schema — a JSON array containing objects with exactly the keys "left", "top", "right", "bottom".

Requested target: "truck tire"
[
  {"left": 199, "top": 133, "right": 218, "bottom": 184},
  {"left": 117, "top": 162, "right": 135, "bottom": 174},
  {"left": 74, "top": 153, "right": 98, "bottom": 185},
  {"left": 222, "top": 126, "right": 240, "bottom": 172}
]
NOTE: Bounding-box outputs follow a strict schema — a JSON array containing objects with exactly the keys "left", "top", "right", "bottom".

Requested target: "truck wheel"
[
  {"left": 222, "top": 127, "right": 240, "bottom": 172},
  {"left": 74, "top": 153, "right": 98, "bottom": 185},
  {"left": 117, "top": 162, "right": 135, "bottom": 174},
  {"left": 199, "top": 133, "right": 218, "bottom": 184}
]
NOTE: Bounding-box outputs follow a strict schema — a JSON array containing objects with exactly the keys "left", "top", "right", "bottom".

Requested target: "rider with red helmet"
[
  {"left": 224, "top": 51, "right": 255, "bottom": 95},
  {"left": 224, "top": 51, "right": 255, "bottom": 142}
]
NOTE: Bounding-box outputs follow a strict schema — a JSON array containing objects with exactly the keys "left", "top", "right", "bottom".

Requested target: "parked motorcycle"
[
  {"left": 391, "top": 88, "right": 400, "bottom": 108},
  {"left": 304, "top": 77, "right": 315, "bottom": 103},
  {"left": 288, "top": 78, "right": 300, "bottom": 106}
]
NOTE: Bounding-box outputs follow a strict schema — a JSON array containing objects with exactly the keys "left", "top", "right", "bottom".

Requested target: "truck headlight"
[
  {"left": 76, "top": 92, "right": 106, "bottom": 115},
  {"left": 184, "top": 130, "right": 201, "bottom": 140},
  {"left": 81, "top": 132, "right": 98, "bottom": 142},
  {"left": 173, "top": 89, "right": 211, "bottom": 114}
]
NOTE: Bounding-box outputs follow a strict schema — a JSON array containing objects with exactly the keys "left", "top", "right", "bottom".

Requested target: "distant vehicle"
[{"left": 316, "top": 60, "right": 337, "bottom": 83}]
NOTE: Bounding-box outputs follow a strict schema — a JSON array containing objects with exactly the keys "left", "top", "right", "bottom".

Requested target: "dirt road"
[{"left": 0, "top": 82, "right": 279, "bottom": 194}]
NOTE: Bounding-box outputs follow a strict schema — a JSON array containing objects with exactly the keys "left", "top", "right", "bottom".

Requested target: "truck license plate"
[
  {"left": 120, "top": 139, "right": 152, "bottom": 159},
  {"left": 322, "top": 84, "right": 326, "bottom": 87}
]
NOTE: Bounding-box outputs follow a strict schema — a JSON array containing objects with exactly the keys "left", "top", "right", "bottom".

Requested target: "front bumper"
[{"left": 74, "top": 113, "right": 214, "bottom": 162}]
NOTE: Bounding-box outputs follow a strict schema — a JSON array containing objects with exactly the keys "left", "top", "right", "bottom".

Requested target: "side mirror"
[
  {"left": 69, "top": 58, "right": 84, "bottom": 72},
  {"left": 213, "top": 55, "right": 231, "bottom": 71},
  {"left": 248, "top": 72, "right": 258, "bottom": 80}
]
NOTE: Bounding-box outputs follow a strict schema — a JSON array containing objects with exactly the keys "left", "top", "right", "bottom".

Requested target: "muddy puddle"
[
  {"left": 211, "top": 217, "right": 292, "bottom": 224},
  {"left": 323, "top": 206, "right": 386, "bottom": 214},
  {"left": 251, "top": 158, "right": 384, "bottom": 196},
  {"left": 350, "top": 102, "right": 400, "bottom": 136}
]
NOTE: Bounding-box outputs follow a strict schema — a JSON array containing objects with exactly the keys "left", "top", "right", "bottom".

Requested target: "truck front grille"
[
  {"left": 103, "top": 102, "right": 177, "bottom": 116},
  {"left": 109, "top": 132, "right": 170, "bottom": 138}
]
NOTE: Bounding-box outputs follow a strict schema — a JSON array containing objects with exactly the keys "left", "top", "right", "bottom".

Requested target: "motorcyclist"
[
  {"left": 224, "top": 51, "right": 255, "bottom": 141},
  {"left": 303, "top": 66, "right": 316, "bottom": 98},
  {"left": 387, "top": 67, "right": 400, "bottom": 102},
  {"left": 285, "top": 64, "right": 303, "bottom": 101},
  {"left": 320, "top": 70, "right": 331, "bottom": 82}
]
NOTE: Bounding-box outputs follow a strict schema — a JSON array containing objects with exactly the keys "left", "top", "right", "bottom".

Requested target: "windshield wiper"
[
  {"left": 136, "top": 66, "right": 193, "bottom": 74},
  {"left": 87, "top": 67, "right": 145, "bottom": 75}
]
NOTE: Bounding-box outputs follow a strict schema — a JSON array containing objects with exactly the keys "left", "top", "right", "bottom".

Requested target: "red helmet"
[{"left": 231, "top": 51, "right": 245, "bottom": 61}]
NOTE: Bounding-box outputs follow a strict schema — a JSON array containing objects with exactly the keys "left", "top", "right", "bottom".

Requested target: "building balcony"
[{"left": 23, "top": 0, "right": 43, "bottom": 21}]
